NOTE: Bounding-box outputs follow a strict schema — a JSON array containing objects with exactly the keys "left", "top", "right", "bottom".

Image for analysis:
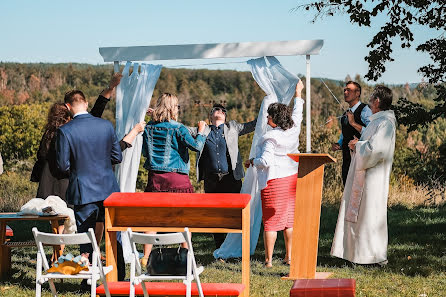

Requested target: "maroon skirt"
[
  {"left": 260, "top": 173, "right": 297, "bottom": 232},
  {"left": 145, "top": 171, "right": 194, "bottom": 193}
]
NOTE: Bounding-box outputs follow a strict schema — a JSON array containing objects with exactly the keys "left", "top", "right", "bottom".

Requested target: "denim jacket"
[{"left": 142, "top": 120, "right": 206, "bottom": 174}]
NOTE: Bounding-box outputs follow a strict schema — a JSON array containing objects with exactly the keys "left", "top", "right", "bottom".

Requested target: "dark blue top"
[
  {"left": 56, "top": 113, "right": 122, "bottom": 206},
  {"left": 201, "top": 123, "right": 229, "bottom": 175}
]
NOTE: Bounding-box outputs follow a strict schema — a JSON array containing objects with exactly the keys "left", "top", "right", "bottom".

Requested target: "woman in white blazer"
[{"left": 245, "top": 81, "right": 304, "bottom": 267}]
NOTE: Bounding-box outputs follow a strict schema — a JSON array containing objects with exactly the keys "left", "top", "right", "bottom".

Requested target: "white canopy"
[
  {"left": 99, "top": 40, "right": 323, "bottom": 62},
  {"left": 98, "top": 40, "right": 325, "bottom": 152}
]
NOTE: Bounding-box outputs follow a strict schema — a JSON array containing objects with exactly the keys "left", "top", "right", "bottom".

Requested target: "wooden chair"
[
  {"left": 32, "top": 227, "right": 112, "bottom": 297},
  {"left": 127, "top": 227, "right": 204, "bottom": 297}
]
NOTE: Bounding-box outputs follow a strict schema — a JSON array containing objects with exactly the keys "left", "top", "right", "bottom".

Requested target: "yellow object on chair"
[{"left": 47, "top": 261, "right": 88, "bottom": 275}]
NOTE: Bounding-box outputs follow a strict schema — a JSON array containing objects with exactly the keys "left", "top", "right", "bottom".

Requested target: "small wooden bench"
[
  {"left": 0, "top": 213, "right": 68, "bottom": 279},
  {"left": 96, "top": 282, "right": 245, "bottom": 297},
  {"left": 290, "top": 279, "right": 356, "bottom": 297}
]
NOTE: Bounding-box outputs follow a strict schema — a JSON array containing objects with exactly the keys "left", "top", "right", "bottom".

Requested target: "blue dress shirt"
[{"left": 201, "top": 123, "right": 229, "bottom": 174}]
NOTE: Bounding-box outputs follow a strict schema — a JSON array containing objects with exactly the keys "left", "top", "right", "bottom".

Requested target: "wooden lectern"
[{"left": 283, "top": 153, "right": 336, "bottom": 280}]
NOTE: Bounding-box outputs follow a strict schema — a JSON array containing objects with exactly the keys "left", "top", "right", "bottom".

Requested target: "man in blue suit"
[{"left": 56, "top": 90, "right": 123, "bottom": 282}]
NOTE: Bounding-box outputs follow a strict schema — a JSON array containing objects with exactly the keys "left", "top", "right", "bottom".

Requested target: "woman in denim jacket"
[{"left": 141, "top": 93, "right": 206, "bottom": 265}]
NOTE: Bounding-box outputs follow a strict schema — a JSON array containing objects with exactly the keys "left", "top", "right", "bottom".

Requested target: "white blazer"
[{"left": 253, "top": 97, "right": 304, "bottom": 190}]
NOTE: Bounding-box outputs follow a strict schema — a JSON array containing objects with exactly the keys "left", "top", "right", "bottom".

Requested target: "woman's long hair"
[
  {"left": 267, "top": 103, "right": 294, "bottom": 130},
  {"left": 40, "top": 103, "right": 71, "bottom": 157},
  {"left": 152, "top": 93, "right": 179, "bottom": 122}
]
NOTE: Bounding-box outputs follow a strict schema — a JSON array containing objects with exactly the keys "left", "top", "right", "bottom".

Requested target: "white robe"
[{"left": 331, "top": 110, "right": 396, "bottom": 264}]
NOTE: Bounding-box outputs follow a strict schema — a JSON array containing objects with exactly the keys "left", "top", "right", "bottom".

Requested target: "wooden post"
[
  {"left": 283, "top": 154, "right": 335, "bottom": 279},
  {"left": 305, "top": 55, "right": 311, "bottom": 153},
  {"left": 241, "top": 201, "right": 250, "bottom": 297},
  {"left": 105, "top": 208, "right": 118, "bottom": 282},
  {"left": 50, "top": 219, "right": 63, "bottom": 261}
]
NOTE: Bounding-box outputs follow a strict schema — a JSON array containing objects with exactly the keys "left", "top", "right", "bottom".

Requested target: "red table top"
[{"left": 104, "top": 192, "right": 251, "bottom": 209}]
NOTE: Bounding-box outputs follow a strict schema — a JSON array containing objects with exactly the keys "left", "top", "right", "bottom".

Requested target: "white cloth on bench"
[{"left": 19, "top": 195, "right": 76, "bottom": 233}]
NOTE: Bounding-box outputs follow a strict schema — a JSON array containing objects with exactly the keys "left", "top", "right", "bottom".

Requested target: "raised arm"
[
  {"left": 90, "top": 73, "right": 122, "bottom": 118},
  {"left": 235, "top": 118, "right": 258, "bottom": 136},
  {"left": 120, "top": 122, "right": 146, "bottom": 150},
  {"left": 177, "top": 122, "right": 206, "bottom": 152}
]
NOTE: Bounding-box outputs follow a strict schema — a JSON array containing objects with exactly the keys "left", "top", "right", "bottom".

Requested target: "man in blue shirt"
[
  {"left": 195, "top": 103, "right": 256, "bottom": 248},
  {"left": 332, "top": 81, "right": 372, "bottom": 185}
]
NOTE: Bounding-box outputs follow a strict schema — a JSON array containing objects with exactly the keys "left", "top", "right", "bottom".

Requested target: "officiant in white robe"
[{"left": 331, "top": 85, "right": 396, "bottom": 265}]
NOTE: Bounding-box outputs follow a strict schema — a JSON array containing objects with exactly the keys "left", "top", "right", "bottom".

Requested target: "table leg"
[
  {"left": 241, "top": 203, "right": 250, "bottom": 297},
  {"left": 105, "top": 230, "right": 117, "bottom": 281},
  {"left": 0, "top": 221, "right": 9, "bottom": 279},
  {"left": 50, "top": 219, "right": 63, "bottom": 262}
]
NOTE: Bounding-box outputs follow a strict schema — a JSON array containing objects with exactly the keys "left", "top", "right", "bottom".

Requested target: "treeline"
[{"left": 0, "top": 62, "right": 444, "bottom": 188}]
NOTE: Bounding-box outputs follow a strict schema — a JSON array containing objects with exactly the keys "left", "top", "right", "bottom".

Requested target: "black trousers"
[
  {"left": 342, "top": 147, "right": 352, "bottom": 186},
  {"left": 76, "top": 203, "right": 125, "bottom": 281},
  {"left": 204, "top": 172, "right": 242, "bottom": 249}
]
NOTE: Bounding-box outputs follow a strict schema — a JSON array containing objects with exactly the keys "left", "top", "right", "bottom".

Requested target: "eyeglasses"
[{"left": 212, "top": 107, "right": 227, "bottom": 113}]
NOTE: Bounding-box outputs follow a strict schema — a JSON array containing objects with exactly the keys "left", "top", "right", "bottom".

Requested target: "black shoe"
[{"left": 80, "top": 280, "right": 89, "bottom": 292}]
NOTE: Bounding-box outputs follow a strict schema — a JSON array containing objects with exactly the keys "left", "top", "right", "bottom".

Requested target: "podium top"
[{"left": 287, "top": 153, "right": 336, "bottom": 164}]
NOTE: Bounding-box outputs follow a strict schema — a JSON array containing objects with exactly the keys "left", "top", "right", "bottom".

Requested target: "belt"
[{"left": 208, "top": 172, "right": 230, "bottom": 181}]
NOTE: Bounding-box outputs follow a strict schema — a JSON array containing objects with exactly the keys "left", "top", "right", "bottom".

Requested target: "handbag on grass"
[{"left": 147, "top": 247, "right": 188, "bottom": 276}]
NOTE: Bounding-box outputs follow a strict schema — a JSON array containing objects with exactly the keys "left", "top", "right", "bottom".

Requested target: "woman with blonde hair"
[
  {"left": 141, "top": 93, "right": 206, "bottom": 265},
  {"left": 142, "top": 93, "right": 206, "bottom": 192}
]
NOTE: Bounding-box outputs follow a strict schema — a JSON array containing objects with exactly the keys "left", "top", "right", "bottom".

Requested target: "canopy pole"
[
  {"left": 305, "top": 55, "right": 311, "bottom": 153},
  {"left": 114, "top": 61, "right": 120, "bottom": 73}
]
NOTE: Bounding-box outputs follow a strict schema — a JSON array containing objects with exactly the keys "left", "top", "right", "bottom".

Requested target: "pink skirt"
[{"left": 260, "top": 174, "right": 297, "bottom": 232}]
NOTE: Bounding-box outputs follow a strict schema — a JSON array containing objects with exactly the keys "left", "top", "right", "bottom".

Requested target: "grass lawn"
[{"left": 1, "top": 205, "right": 445, "bottom": 296}]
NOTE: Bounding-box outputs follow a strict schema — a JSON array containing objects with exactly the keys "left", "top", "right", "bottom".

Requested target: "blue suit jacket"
[{"left": 56, "top": 113, "right": 122, "bottom": 206}]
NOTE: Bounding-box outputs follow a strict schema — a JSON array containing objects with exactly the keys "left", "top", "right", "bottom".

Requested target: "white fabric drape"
[
  {"left": 115, "top": 62, "right": 162, "bottom": 192},
  {"left": 115, "top": 62, "right": 162, "bottom": 264},
  {"left": 214, "top": 56, "right": 299, "bottom": 259}
]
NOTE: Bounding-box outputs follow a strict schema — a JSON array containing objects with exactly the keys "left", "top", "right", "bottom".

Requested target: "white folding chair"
[
  {"left": 32, "top": 227, "right": 112, "bottom": 297},
  {"left": 127, "top": 227, "right": 204, "bottom": 297}
]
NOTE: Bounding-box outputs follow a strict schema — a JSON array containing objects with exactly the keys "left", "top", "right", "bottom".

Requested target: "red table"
[{"left": 104, "top": 192, "right": 251, "bottom": 297}]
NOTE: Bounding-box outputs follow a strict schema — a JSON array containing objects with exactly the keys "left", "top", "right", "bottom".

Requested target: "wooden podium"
[{"left": 283, "top": 153, "right": 336, "bottom": 280}]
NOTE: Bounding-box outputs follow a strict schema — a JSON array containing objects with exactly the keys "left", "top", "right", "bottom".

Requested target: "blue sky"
[{"left": 0, "top": 0, "right": 440, "bottom": 84}]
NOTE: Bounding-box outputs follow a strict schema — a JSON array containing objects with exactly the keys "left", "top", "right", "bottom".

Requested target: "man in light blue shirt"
[{"left": 331, "top": 81, "right": 372, "bottom": 185}]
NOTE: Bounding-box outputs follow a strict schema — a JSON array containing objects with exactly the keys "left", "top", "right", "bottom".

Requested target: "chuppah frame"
[
  {"left": 99, "top": 39, "right": 324, "bottom": 153},
  {"left": 98, "top": 40, "right": 328, "bottom": 295}
]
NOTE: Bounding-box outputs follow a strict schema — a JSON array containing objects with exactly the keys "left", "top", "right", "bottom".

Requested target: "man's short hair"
[
  {"left": 64, "top": 90, "right": 86, "bottom": 105},
  {"left": 210, "top": 103, "right": 227, "bottom": 114},
  {"left": 371, "top": 85, "right": 393, "bottom": 110},
  {"left": 346, "top": 81, "right": 362, "bottom": 97}
]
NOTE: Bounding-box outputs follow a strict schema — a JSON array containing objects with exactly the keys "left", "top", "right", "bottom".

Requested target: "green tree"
[
  {"left": 296, "top": 0, "right": 445, "bottom": 130},
  {"left": 0, "top": 104, "right": 48, "bottom": 161}
]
